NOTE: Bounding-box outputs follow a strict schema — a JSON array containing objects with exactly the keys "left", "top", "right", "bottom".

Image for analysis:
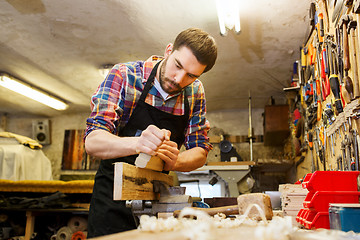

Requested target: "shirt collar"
[
  {"left": 143, "top": 55, "right": 182, "bottom": 99},
  {"left": 143, "top": 55, "right": 163, "bottom": 83}
]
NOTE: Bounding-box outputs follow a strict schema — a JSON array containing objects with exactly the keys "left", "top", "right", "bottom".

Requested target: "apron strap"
[
  {"left": 140, "top": 61, "right": 160, "bottom": 102},
  {"left": 139, "top": 60, "right": 190, "bottom": 119}
]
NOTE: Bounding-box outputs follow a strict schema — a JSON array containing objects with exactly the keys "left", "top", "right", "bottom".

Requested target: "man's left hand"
[{"left": 156, "top": 140, "right": 179, "bottom": 171}]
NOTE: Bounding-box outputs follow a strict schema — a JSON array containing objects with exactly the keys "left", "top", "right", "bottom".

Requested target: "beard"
[{"left": 159, "top": 58, "right": 182, "bottom": 95}]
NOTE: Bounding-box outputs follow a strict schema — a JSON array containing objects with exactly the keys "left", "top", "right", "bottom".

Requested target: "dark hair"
[{"left": 173, "top": 28, "right": 217, "bottom": 73}]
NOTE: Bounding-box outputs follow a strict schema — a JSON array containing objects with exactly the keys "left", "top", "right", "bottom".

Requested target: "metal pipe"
[{"left": 248, "top": 91, "right": 253, "bottom": 162}]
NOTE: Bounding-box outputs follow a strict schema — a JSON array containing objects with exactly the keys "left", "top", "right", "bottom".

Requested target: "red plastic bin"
[
  {"left": 297, "top": 208, "right": 315, "bottom": 225},
  {"left": 296, "top": 208, "right": 330, "bottom": 229},
  {"left": 296, "top": 209, "right": 304, "bottom": 223},
  {"left": 304, "top": 211, "right": 330, "bottom": 229},
  {"left": 302, "top": 171, "right": 360, "bottom": 192},
  {"left": 303, "top": 191, "right": 360, "bottom": 212}
]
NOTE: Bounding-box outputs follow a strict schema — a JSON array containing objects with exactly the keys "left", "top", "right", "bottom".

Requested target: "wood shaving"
[
  {"left": 138, "top": 205, "right": 360, "bottom": 240},
  {"left": 138, "top": 204, "right": 296, "bottom": 240}
]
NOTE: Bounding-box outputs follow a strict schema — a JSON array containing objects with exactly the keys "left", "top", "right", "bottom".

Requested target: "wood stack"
[{"left": 279, "top": 184, "right": 308, "bottom": 225}]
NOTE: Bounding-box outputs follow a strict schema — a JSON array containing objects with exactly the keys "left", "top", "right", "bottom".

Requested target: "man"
[{"left": 84, "top": 28, "right": 217, "bottom": 237}]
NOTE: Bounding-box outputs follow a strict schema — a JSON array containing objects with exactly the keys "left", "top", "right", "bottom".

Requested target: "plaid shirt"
[{"left": 85, "top": 56, "right": 212, "bottom": 151}]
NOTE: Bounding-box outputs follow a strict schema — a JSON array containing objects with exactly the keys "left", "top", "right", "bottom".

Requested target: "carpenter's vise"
[{"left": 125, "top": 180, "right": 192, "bottom": 225}]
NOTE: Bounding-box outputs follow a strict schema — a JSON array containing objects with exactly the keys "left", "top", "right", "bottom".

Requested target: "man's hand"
[
  {"left": 135, "top": 125, "right": 171, "bottom": 156},
  {"left": 156, "top": 140, "right": 179, "bottom": 171}
]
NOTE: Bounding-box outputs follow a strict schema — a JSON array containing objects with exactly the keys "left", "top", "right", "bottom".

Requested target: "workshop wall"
[
  {"left": 207, "top": 108, "right": 291, "bottom": 163},
  {"left": 5, "top": 112, "right": 89, "bottom": 179},
  {"left": 206, "top": 108, "right": 264, "bottom": 136}
]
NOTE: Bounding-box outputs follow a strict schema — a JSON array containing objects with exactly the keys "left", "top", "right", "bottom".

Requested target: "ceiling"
[{"left": 0, "top": 0, "right": 312, "bottom": 117}]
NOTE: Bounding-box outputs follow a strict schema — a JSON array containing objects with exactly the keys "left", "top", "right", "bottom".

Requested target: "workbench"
[
  {"left": 196, "top": 161, "right": 255, "bottom": 197},
  {"left": 0, "top": 179, "right": 93, "bottom": 240},
  {"left": 90, "top": 223, "right": 359, "bottom": 240},
  {"left": 0, "top": 207, "right": 89, "bottom": 240}
]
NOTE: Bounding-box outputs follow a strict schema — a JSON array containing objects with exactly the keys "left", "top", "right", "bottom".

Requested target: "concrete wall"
[
  {"left": 4, "top": 112, "right": 89, "bottom": 179},
  {"left": 206, "top": 108, "right": 264, "bottom": 136}
]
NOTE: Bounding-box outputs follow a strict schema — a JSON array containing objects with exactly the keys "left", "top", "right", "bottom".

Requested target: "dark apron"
[{"left": 87, "top": 62, "right": 189, "bottom": 238}]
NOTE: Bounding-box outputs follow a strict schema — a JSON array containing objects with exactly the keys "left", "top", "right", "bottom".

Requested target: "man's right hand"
[{"left": 135, "top": 125, "right": 171, "bottom": 156}]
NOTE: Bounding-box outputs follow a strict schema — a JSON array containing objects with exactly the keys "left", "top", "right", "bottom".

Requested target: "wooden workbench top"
[
  {"left": 91, "top": 227, "right": 259, "bottom": 240},
  {"left": 90, "top": 226, "right": 358, "bottom": 240}
]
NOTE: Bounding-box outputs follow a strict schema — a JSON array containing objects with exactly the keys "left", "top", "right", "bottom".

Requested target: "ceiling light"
[
  {"left": 98, "top": 64, "right": 114, "bottom": 78},
  {"left": 0, "top": 73, "right": 68, "bottom": 111},
  {"left": 215, "top": 0, "right": 241, "bottom": 36}
]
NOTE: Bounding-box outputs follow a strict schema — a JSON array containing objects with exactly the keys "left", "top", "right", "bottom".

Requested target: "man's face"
[{"left": 159, "top": 46, "right": 206, "bottom": 95}]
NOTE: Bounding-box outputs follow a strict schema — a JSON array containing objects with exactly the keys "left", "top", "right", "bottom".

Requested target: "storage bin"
[
  {"left": 296, "top": 171, "right": 360, "bottom": 230},
  {"left": 329, "top": 203, "right": 360, "bottom": 233},
  {"left": 302, "top": 171, "right": 360, "bottom": 192},
  {"left": 303, "top": 191, "right": 360, "bottom": 212}
]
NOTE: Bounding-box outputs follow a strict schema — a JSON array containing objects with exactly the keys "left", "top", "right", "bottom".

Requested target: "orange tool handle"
[
  {"left": 317, "top": 13, "right": 324, "bottom": 43},
  {"left": 309, "top": 44, "right": 315, "bottom": 65}
]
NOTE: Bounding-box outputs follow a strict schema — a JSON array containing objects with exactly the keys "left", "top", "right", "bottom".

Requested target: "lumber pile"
[{"left": 279, "top": 184, "right": 308, "bottom": 225}]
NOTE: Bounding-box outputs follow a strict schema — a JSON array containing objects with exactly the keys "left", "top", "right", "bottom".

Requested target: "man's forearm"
[
  {"left": 85, "top": 129, "right": 138, "bottom": 159},
  {"left": 172, "top": 147, "right": 207, "bottom": 172}
]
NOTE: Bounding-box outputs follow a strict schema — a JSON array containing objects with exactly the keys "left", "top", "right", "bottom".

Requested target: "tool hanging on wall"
[
  {"left": 348, "top": 20, "right": 359, "bottom": 99},
  {"left": 354, "top": 2, "right": 360, "bottom": 70},
  {"left": 321, "top": 47, "right": 331, "bottom": 98},
  {"left": 340, "top": 15, "right": 356, "bottom": 100},
  {"left": 332, "top": 0, "right": 345, "bottom": 23},
  {"left": 350, "top": 129, "right": 359, "bottom": 170},
  {"left": 329, "top": 45, "right": 344, "bottom": 114},
  {"left": 316, "top": 11, "right": 330, "bottom": 100}
]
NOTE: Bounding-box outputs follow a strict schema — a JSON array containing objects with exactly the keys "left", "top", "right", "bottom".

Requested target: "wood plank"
[
  {"left": 0, "top": 179, "right": 94, "bottom": 194},
  {"left": 113, "top": 162, "right": 174, "bottom": 201}
]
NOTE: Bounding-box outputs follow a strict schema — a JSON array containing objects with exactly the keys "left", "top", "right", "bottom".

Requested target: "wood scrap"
[{"left": 237, "top": 193, "right": 273, "bottom": 220}]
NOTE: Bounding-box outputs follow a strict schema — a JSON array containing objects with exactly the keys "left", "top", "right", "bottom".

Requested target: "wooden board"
[
  {"left": 113, "top": 162, "right": 173, "bottom": 200},
  {"left": 0, "top": 179, "right": 94, "bottom": 194}
]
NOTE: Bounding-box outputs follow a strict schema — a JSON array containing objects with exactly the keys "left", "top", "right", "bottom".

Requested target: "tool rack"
[
  {"left": 286, "top": 0, "right": 360, "bottom": 179},
  {"left": 284, "top": 1, "right": 360, "bottom": 230}
]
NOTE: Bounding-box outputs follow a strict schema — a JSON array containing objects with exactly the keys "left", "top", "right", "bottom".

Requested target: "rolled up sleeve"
[
  {"left": 184, "top": 81, "right": 212, "bottom": 152},
  {"left": 85, "top": 66, "right": 125, "bottom": 138}
]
